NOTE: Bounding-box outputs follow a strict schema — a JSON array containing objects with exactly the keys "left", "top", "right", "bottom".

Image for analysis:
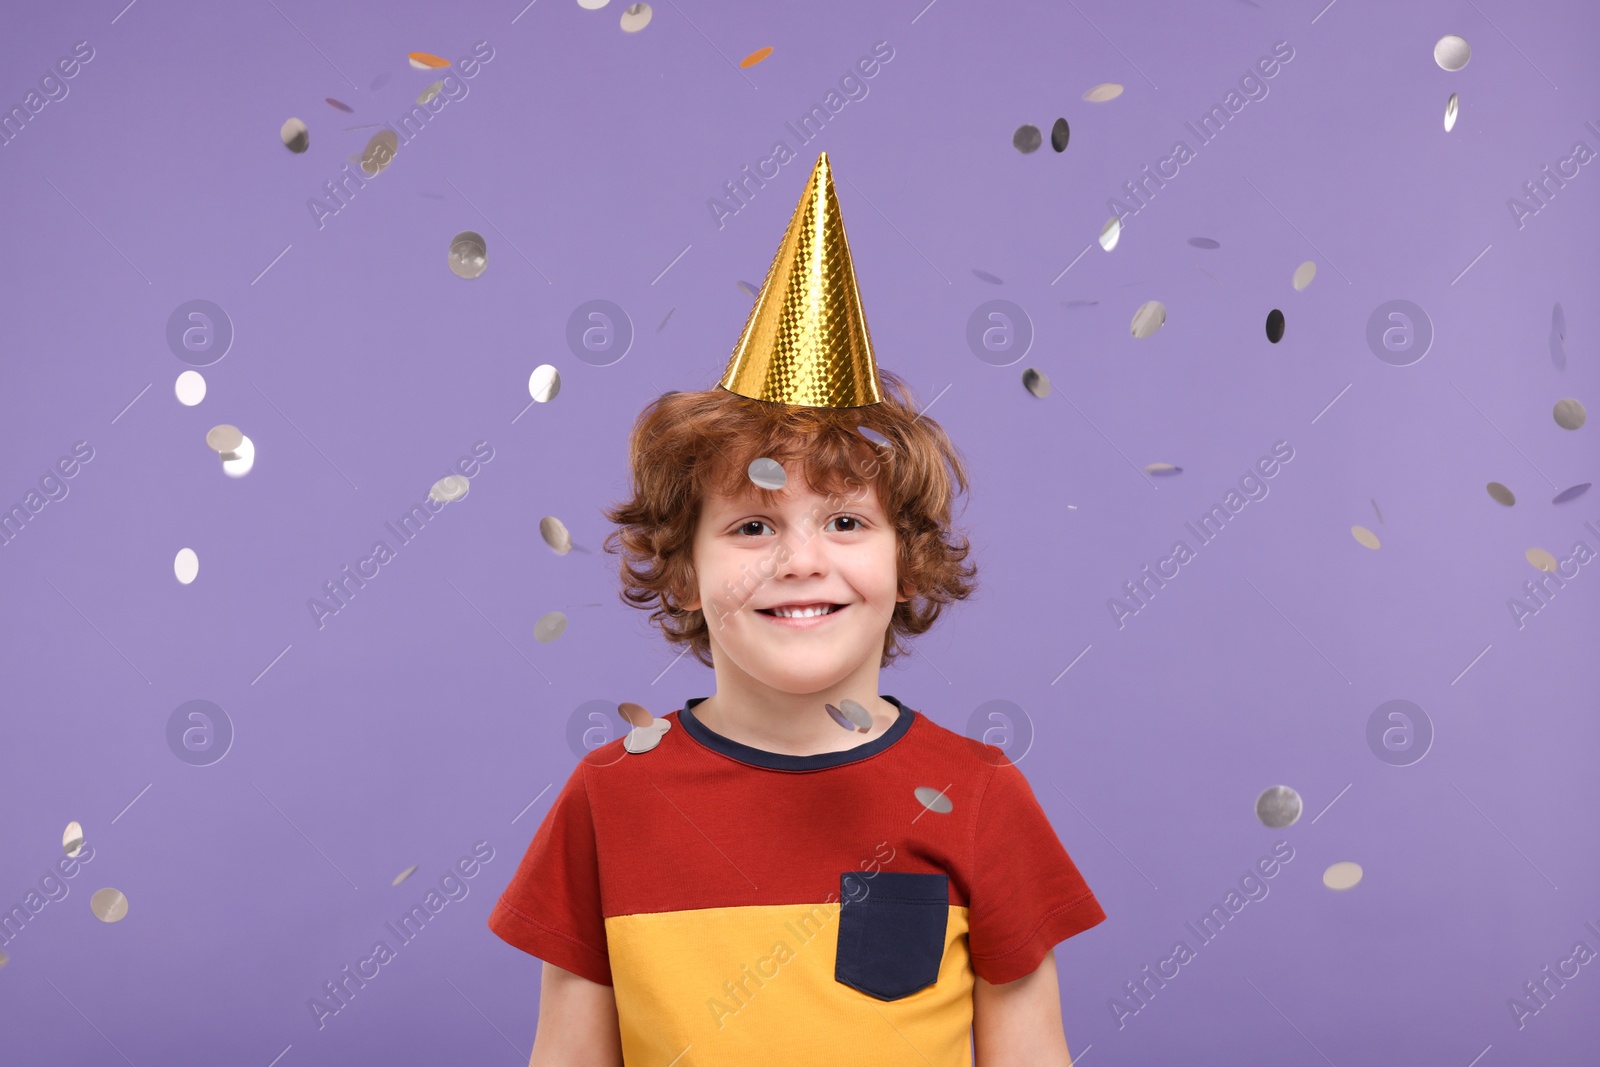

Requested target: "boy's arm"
[
  {"left": 972, "top": 947, "right": 1075, "bottom": 1066},
  {"left": 529, "top": 961, "right": 624, "bottom": 1067}
]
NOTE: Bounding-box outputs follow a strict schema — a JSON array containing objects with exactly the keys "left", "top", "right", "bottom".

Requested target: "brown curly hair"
[{"left": 601, "top": 368, "right": 979, "bottom": 669}]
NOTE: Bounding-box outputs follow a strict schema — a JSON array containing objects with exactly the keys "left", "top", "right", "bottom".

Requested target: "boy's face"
[{"left": 683, "top": 473, "right": 907, "bottom": 693}]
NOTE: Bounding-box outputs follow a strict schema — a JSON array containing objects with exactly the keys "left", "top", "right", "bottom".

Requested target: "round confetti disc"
[{"left": 206, "top": 424, "right": 244, "bottom": 454}]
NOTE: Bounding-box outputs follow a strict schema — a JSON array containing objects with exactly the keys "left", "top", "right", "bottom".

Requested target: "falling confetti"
[
  {"left": 1352, "top": 525, "right": 1381, "bottom": 550},
  {"left": 175, "top": 370, "right": 206, "bottom": 406},
  {"left": 1444, "top": 92, "right": 1458, "bottom": 132},
  {"left": 1255, "top": 785, "right": 1301, "bottom": 828},
  {"left": 64, "top": 821, "right": 84, "bottom": 856},
  {"left": 540, "top": 516, "right": 574, "bottom": 554},
  {"left": 1144, "top": 463, "right": 1182, "bottom": 476},
  {"left": 1130, "top": 300, "right": 1166, "bottom": 339},
  {"left": 429, "top": 475, "right": 470, "bottom": 504},
  {"left": 1083, "top": 82, "right": 1123, "bottom": 102},
  {"left": 1188, "top": 237, "right": 1220, "bottom": 249},
  {"left": 1012, "top": 124, "right": 1042, "bottom": 153},
  {"left": 1292, "top": 261, "right": 1317, "bottom": 291},
  {"left": 747, "top": 457, "right": 786, "bottom": 491},
  {"left": 280, "top": 117, "right": 309, "bottom": 153},
  {"left": 408, "top": 51, "right": 451, "bottom": 70},
  {"left": 740, "top": 46, "right": 774, "bottom": 68},
  {"left": 90, "top": 888, "right": 129, "bottom": 922},
  {"left": 1051, "top": 117, "right": 1070, "bottom": 151},
  {"left": 326, "top": 97, "right": 354, "bottom": 113},
  {"left": 174, "top": 548, "right": 199, "bottom": 585},
  {"left": 206, "top": 425, "right": 243, "bottom": 454},
  {"left": 1265, "top": 308, "right": 1286, "bottom": 343},
  {"left": 620, "top": 4, "right": 653, "bottom": 32},
  {"left": 1526, "top": 547, "right": 1559, "bottom": 572},
  {"left": 221, "top": 436, "right": 256, "bottom": 478},
  {"left": 1486, "top": 482, "right": 1515, "bottom": 507},
  {"left": 1099, "top": 216, "right": 1122, "bottom": 252},
  {"left": 448, "top": 231, "right": 487, "bottom": 279},
  {"left": 624, "top": 717, "right": 672, "bottom": 753},
  {"left": 529, "top": 365, "right": 562, "bottom": 403},
  {"left": 360, "top": 129, "right": 400, "bottom": 175},
  {"left": 1552, "top": 483, "right": 1589, "bottom": 504},
  {"left": 1553, "top": 398, "right": 1587, "bottom": 430},
  {"left": 1433, "top": 35, "right": 1470, "bottom": 71},
  {"left": 914, "top": 786, "right": 954, "bottom": 814},
  {"left": 972, "top": 268, "right": 1004, "bottom": 285},
  {"left": 1022, "top": 368, "right": 1050, "bottom": 398},
  {"left": 534, "top": 611, "right": 568, "bottom": 643},
  {"left": 1322, "top": 861, "right": 1363, "bottom": 890},
  {"left": 618, "top": 702, "right": 654, "bottom": 728}
]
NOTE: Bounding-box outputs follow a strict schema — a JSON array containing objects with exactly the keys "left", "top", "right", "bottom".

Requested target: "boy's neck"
[{"left": 689, "top": 682, "right": 903, "bottom": 757}]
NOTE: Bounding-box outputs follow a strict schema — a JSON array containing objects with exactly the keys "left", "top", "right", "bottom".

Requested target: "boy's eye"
[{"left": 733, "top": 515, "right": 868, "bottom": 537}]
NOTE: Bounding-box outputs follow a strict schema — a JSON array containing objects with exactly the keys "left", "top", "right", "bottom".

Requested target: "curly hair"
[{"left": 601, "top": 368, "right": 979, "bottom": 669}]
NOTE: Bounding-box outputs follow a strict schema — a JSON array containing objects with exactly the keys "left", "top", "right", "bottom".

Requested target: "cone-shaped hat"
[{"left": 719, "top": 151, "right": 883, "bottom": 408}]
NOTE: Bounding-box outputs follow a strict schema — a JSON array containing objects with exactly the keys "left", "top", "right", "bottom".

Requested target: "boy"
[{"left": 487, "top": 151, "right": 1106, "bottom": 1066}]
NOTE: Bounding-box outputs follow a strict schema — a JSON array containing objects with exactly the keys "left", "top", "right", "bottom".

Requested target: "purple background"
[{"left": 2, "top": 0, "right": 1597, "bottom": 1063}]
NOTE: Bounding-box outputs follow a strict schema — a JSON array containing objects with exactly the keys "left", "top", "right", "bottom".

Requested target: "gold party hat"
[{"left": 719, "top": 151, "right": 884, "bottom": 408}]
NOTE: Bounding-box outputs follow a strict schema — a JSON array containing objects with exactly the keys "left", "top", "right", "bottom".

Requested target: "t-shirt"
[{"left": 487, "top": 694, "right": 1107, "bottom": 1066}]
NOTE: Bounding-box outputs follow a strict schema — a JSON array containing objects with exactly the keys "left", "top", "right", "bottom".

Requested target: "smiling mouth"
[{"left": 756, "top": 604, "right": 846, "bottom": 619}]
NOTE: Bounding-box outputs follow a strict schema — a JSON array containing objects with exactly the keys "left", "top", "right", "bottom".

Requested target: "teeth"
[{"left": 770, "top": 604, "right": 836, "bottom": 619}]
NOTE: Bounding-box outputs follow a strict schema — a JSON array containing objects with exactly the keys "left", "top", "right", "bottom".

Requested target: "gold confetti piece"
[
  {"left": 1526, "top": 547, "right": 1559, "bottom": 572},
  {"left": 740, "top": 46, "right": 773, "bottom": 68},
  {"left": 1553, "top": 397, "right": 1586, "bottom": 430},
  {"left": 1323, "top": 861, "right": 1363, "bottom": 890},
  {"left": 1351, "top": 525, "right": 1381, "bottom": 550},
  {"left": 206, "top": 425, "right": 243, "bottom": 454},
  {"left": 408, "top": 51, "right": 451, "bottom": 70},
  {"left": 534, "top": 611, "right": 568, "bottom": 643},
  {"left": 90, "top": 888, "right": 129, "bottom": 923},
  {"left": 620, "top": 3, "right": 652, "bottom": 32},
  {"left": 392, "top": 865, "right": 418, "bottom": 886}
]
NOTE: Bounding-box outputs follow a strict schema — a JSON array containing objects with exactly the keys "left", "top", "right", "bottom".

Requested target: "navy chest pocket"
[{"left": 834, "top": 871, "right": 950, "bottom": 1001}]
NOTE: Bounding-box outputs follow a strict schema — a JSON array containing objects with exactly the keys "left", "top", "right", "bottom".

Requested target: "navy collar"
[{"left": 678, "top": 695, "right": 915, "bottom": 770}]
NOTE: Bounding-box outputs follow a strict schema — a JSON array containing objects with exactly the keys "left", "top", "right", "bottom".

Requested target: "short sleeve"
[
  {"left": 487, "top": 761, "right": 612, "bottom": 985},
  {"left": 967, "top": 758, "right": 1107, "bottom": 985}
]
